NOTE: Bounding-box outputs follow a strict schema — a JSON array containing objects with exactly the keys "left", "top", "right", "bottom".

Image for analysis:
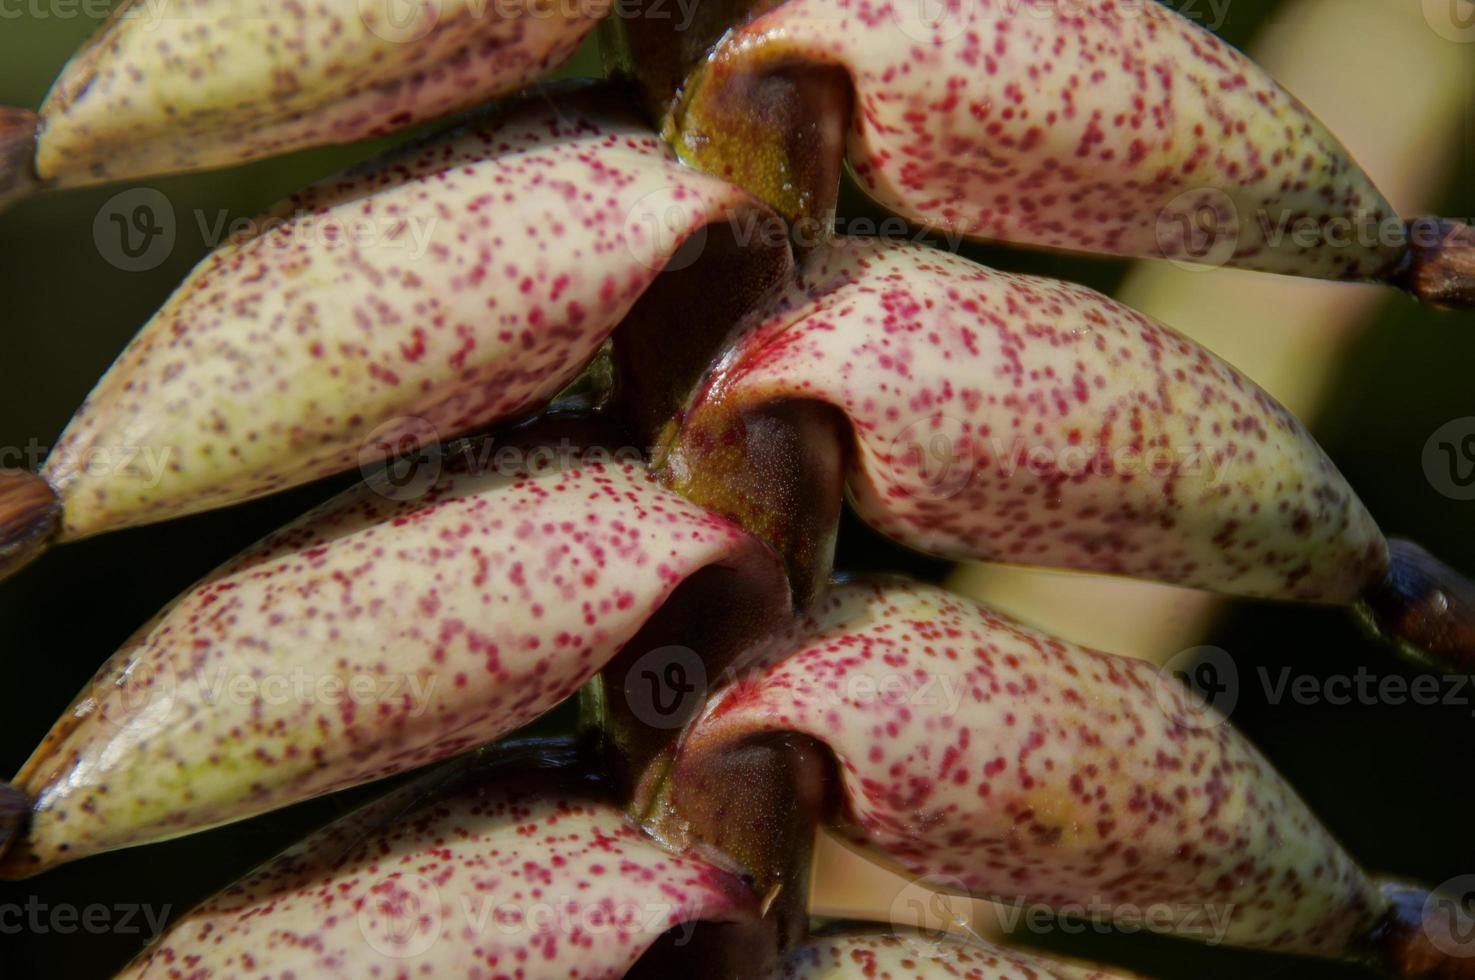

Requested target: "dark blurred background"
[{"left": 1, "top": 1, "right": 1473, "bottom": 977}]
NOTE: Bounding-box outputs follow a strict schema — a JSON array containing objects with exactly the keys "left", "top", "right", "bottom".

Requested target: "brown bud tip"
[
  {"left": 670, "top": 58, "right": 853, "bottom": 237},
  {"left": 0, "top": 469, "right": 60, "bottom": 583},
  {"left": 0, "top": 783, "right": 30, "bottom": 865},
  {"left": 1395, "top": 218, "right": 1475, "bottom": 311},
  {"left": 1360, "top": 540, "right": 1475, "bottom": 672},
  {"left": 0, "top": 107, "right": 41, "bottom": 211},
  {"left": 1365, "top": 879, "right": 1475, "bottom": 979}
]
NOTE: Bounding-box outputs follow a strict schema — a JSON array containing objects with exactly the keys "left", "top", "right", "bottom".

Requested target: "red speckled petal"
[
  {"left": 118, "top": 743, "right": 768, "bottom": 979},
  {"left": 680, "top": 0, "right": 1403, "bottom": 280},
  {"left": 673, "top": 578, "right": 1384, "bottom": 958},
  {"left": 3, "top": 423, "right": 787, "bottom": 878},
  {"left": 782, "top": 933, "right": 1139, "bottom": 979},
  {"left": 676, "top": 236, "right": 1386, "bottom": 602},
  {"left": 43, "top": 86, "right": 782, "bottom": 541},
  {"left": 34, "top": 0, "right": 607, "bottom": 186}
]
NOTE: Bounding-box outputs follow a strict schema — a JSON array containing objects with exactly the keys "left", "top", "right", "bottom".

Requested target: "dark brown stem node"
[
  {"left": 0, "top": 107, "right": 41, "bottom": 211},
  {"left": 612, "top": 197, "right": 794, "bottom": 446},
  {"left": 658, "top": 400, "right": 849, "bottom": 608},
  {"left": 0, "top": 783, "right": 31, "bottom": 866},
  {"left": 0, "top": 470, "right": 60, "bottom": 583},
  {"left": 601, "top": 0, "right": 785, "bottom": 123},
  {"left": 603, "top": 0, "right": 852, "bottom": 237},
  {"left": 580, "top": 544, "right": 795, "bottom": 808},
  {"left": 1359, "top": 539, "right": 1475, "bottom": 672},
  {"left": 647, "top": 731, "right": 836, "bottom": 953},
  {"left": 1364, "top": 879, "right": 1475, "bottom": 979},
  {"left": 669, "top": 58, "right": 853, "bottom": 238},
  {"left": 1394, "top": 218, "right": 1475, "bottom": 311}
]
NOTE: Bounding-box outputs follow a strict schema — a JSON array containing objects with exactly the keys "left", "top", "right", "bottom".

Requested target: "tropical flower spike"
[
  {"left": 650, "top": 235, "right": 1475, "bottom": 670},
  {"left": 611, "top": 0, "right": 1475, "bottom": 307},
  {"left": 0, "top": 85, "right": 791, "bottom": 581},
  {"left": 2, "top": 1, "right": 1472, "bottom": 306},
  {"left": 0, "top": 414, "right": 793, "bottom": 878},
  {"left": 0, "top": 3, "right": 1471, "bottom": 979},
  {"left": 109, "top": 738, "right": 1149, "bottom": 978},
  {"left": 0, "top": 0, "right": 610, "bottom": 204},
  {"left": 604, "top": 577, "right": 1475, "bottom": 977}
]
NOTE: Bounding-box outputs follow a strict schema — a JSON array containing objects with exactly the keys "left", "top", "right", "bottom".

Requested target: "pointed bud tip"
[
  {"left": 1397, "top": 218, "right": 1475, "bottom": 311},
  {"left": 1366, "top": 880, "right": 1475, "bottom": 979},
  {"left": 1361, "top": 540, "right": 1475, "bottom": 673},
  {"left": 0, "top": 469, "right": 60, "bottom": 582},
  {"left": 0, "top": 107, "right": 40, "bottom": 211}
]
